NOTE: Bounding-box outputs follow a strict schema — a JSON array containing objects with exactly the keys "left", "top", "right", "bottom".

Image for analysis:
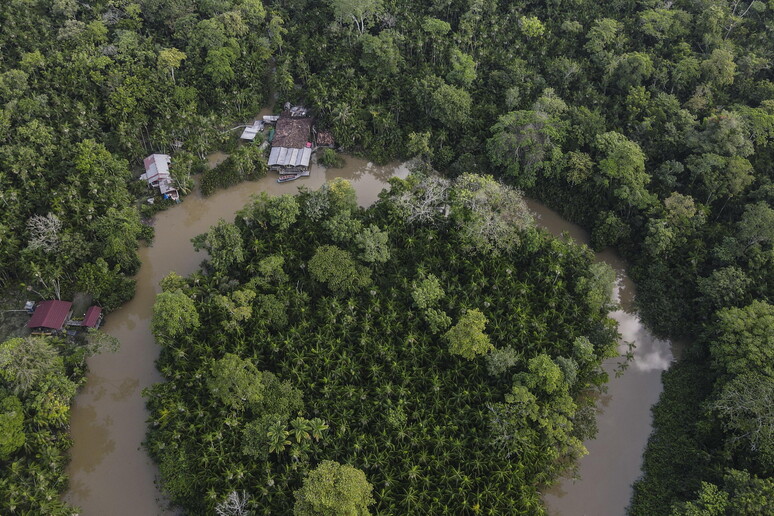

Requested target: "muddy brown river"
[
  {"left": 531, "top": 200, "right": 674, "bottom": 516},
  {"left": 64, "top": 158, "right": 672, "bottom": 515}
]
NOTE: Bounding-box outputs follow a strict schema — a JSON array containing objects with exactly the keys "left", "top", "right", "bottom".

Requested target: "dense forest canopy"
[
  {"left": 0, "top": 0, "right": 771, "bottom": 513},
  {"left": 144, "top": 175, "right": 619, "bottom": 514}
]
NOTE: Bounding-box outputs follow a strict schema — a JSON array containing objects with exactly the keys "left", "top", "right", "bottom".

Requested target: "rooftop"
[
  {"left": 142, "top": 154, "right": 171, "bottom": 182},
  {"left": 82, "top": 306, "right": 103, "bottom": 328},
  {"left": 273, "top": 116, "right": 312, "bottom": 149},
  {"left": 268, "top": 146, "right": 313, "bottom": 168},
  {"left": 240, "top": 120, "right": 264, "bottom": 141},
  {"left": 27, "top": 300, "right": 72, "bottom": 330},
  {"left": 317, "top": 130, "right": 335, "bottom": 146}
]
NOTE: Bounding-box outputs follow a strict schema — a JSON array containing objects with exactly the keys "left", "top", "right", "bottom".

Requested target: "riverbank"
[
  {"left": 63, "top": 157, "right": 408, "bottom": 514},
  {"left": 64, "top": 159, "right": 672, "bottom": 515},
  {"left": 530, "top": 200, "right": 675, "bottom": 515}
]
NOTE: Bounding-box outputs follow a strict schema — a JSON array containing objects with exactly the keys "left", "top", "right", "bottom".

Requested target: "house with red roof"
[
  {"left": 27, "top": 300, "right": 72, "bottom": 334},
  {"left": 82, "top": 306, "right": 103, "bottom": 329}
]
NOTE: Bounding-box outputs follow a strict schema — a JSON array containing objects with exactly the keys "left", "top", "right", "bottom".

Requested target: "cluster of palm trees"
[{"left": 145, "top": 177, "right": 617, "bottom": 514}]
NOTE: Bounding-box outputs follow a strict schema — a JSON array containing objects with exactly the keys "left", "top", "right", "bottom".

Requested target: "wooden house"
[
  {"left": 140, "top": 154, "right": 179, "bottom": 201},
  {"left": 81, "top": 306, "right": 104, "bottom": 329}
]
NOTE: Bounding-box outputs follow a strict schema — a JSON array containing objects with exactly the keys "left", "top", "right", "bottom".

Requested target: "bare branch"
[{"left": 26, "top": 212, "right": 62, "bottom": 253}]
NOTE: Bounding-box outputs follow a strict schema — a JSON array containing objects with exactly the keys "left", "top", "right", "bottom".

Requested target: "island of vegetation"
[{"left": 145, "top": 175, "right": 619, "bottom": 514}]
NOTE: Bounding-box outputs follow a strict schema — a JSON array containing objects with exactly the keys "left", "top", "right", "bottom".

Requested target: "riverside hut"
[
  {"left": 81, "top": 306, "right": 104, "bottom": 329},
  {"left": 267, "top": 111, "right": 313, "bottom": 174},
  {"left": 140, "top": 154, "right": 179, "bottom": 201}
]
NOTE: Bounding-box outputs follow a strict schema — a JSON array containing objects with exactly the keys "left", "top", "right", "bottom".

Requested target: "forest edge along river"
[
  {"left": 532, "top": 199, "right": 675, "bottom": 516},
  {"left": 64, "top": 157, "right": 673, "bottom": 515}
]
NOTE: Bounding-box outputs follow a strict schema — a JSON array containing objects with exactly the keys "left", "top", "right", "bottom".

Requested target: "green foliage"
[
  {"left": 424, "top": 307, "right": 452, "bottom": 334},
  {"left": 256, "top": 255, "right": 289, "bottom": 286},
  {"left": 445, "top": 308, "right": 493, "bottom": 360},
  {"left": 267, "top": 194, "right": 300, "bottom": 230},
  {"left": 411, "top": 274, "right": 444, "bottom": 310},
  {"left": 76, "top": 257, "right": 136, "bottom": 311},
  {"left": 208, "top": 353, "right": 265, "bottom": 410},
  {"left": 450, "top": 174, "right": 533, "bottom": 254},
  {"left": 520, "top": 16, "right": 546, "bottom": 39},
  {"left": 330, "top": 0, "right": 384, "bottom": 35},
  {"left": 201, "top": 146, "right": 268, "bottom": 196},
  {"left": 151, "top": 290, "right": 200, "bottom": 341},
  {"left": 0, "top": 337, "right": 63, "bottom": 395},
  {"left": 0, "top": 334, "right": 111, "bottom": 514},
  {"left": 710, "top": 301, "right": 774, "bottom": 379},
  {"left": 318, "top": 148, "right": 344, "bottom": 168},
  {"left": 309, "top": 245, "right": 371, "bottom": 295},
  {"left": 294, "top": 461, "right": 374, "bottom": 516},
  {"left": 354, "top": 224, "right": 390, "bottom": 264},
  {"left": 2, "top": 0, "right": 771, "bottom": 510},
  {"left": 323, "top": 211, "right": 363, "bottom": 244},
  {"left": 697, "top": 266, "right": 751, "bottom": 309},
  {"left": 0, "top": 0, "right": 280, "bottom": 510},
  {"left": 670, "top": 482, "right": 729, "bottom": 515},
  {"left": 326, "top": 178, "right": 358, "bottom": 214},
  {"left": 594, "top": 131, "right": 651, "bottom": 209},
  {"left": 711, "top": 372, "right": 774, "bottom": 469},
  {"left": 192, "top": 219, "right": 245, "bottom": 275},
  {"left": 360, "top": 32, "right": 401, "bottom": 76},
  {"left": 486, "top": 346, "right": 520, "bottom": 376},
  {"left": 0, "top": 394, "right": 25, "bottom": 459},
  {"left": 447, "top": 49, "right": 477, "bottom": 88},
  {"left": 577, "top": 262, "right": 616, "bottom": 314},
  {"left": 144, "top": 178, "right": 616, "bottom": 514}
]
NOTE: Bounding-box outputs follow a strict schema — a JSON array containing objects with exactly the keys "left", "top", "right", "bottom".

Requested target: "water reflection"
[
  {"left": 529, "top": 199, "right": 674, "bottom": 516},
  {"left": 65, "top": 159, "right": 665, "bottom": 515}
]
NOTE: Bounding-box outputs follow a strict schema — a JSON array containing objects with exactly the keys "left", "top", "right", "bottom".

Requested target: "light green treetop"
[
  {"left": 444, "top": 308, "right": 493, "bottom": 360},
  {"left": 151, "top": 290, "right": 200, "bottom": 340},
  {"left": 294, "top": 460, "right": 374, "bottom": 516},
  {"left": 0, "top": 395, "right": 25, "bottom": 459}
]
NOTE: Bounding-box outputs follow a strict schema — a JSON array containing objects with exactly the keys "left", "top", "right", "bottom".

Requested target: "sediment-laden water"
[{"left": 65, "top": 159, "right": 671, "bottom": 516}]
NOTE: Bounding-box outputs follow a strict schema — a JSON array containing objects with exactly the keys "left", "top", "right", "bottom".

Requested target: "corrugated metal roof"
[
  {"left": 268, "top": 147, "right": 281, "bottom": 165},
  {"left": 27, "top": 300, "right": 72, "bottom": 330},
  {"left": 241, "top": 127, "right": 259, "bottom": 140},
  {"left": 300, "top": 147, "right": 312, "bottom": 167},
  {"left": 268, "top": 146, "right": 313, "bottom": 167},
  {"left": 240, "top": 120, "right": 263, "bottom": 140},
  {"left": 143, "top": 154, "right": 171, "bottom": 183}
]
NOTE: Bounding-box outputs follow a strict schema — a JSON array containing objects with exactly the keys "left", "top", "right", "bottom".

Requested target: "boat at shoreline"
[{"left": 277, "top": 174, "right": 300, "bottom": 183}]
